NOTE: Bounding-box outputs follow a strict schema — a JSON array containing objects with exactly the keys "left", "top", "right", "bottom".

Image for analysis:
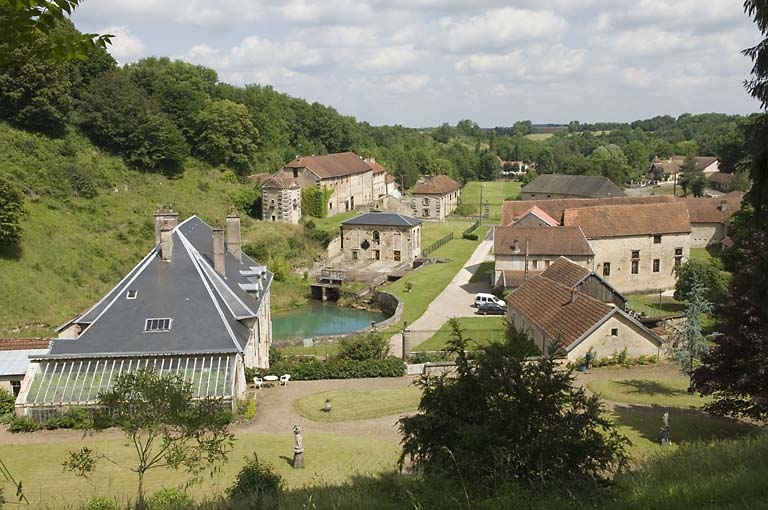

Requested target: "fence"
[
  {"left": 423, "top": 232, "right": 454, "bottom": 255},
  {"left": 462, "top": 220, "right": 480, "bottom": 236}
]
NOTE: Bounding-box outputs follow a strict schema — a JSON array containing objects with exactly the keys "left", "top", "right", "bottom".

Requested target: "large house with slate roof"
[
  {"left": 521, "top": 174, "right": 625, "bottom": 200},
  {"left": 506, "top": 258, "right": 663, "bottom": 362},
  {"left": 15, "top": 207, "right": 273, "bottom": 417},
  {"left": 340, "top": 212, "right": 422, "bottom": 263}
]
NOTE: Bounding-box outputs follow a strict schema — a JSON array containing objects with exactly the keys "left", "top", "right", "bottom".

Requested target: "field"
[
  {"left": 626, "top": 294, "right": 686, "bottom": 318},
  {"left": 459, "top": 181, "right": 521, "bottom": 221},
  {"left": 414, "top": 316, "right": 506, "bottom": 352}
]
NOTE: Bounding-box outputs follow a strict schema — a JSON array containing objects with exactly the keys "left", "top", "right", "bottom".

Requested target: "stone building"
[
  {"left": 340, "top": 212, "right": 422, "bottom": 263},
  {"left": 506, "top": 260, "right": 662, "bottom": 362},
  {"left": 269, "top": 152, "right": 379, "bottom": 218},
  {"left": 521, "top": 174, "right": 625, "bottom": 200},
  {"left": 16, "top": 207, "right": 273, "bottom": 416},
  {"left": 411, "top": 175, "right": 462, "bottom": 221},
  {"left": 679, "top": 192, "right": 743, "bottom": 248},
  {"left": 562, "top": 202, "right": 691, "bottom": 294},
  {"left": 261, "top": 176, "right": 302, "bottom": 223}
]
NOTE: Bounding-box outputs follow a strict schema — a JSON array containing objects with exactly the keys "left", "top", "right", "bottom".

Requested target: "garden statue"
[
  {"left": 659, "top": 411, "right": 671, "bottom": 446},
  {"left": 292, "top": 424, "right": 305, "bottom": 469}
]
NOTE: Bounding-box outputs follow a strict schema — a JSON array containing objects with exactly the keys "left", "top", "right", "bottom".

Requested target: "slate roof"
[
  {"left": 342, "top": 212, "right": 422, "bottom": 227},
  {"left": 501, "top": 195, "right": 675, "bottom": 226},
  {"left": 46, "top": 216, "right": 272, "bottom": 359},
  {"left": 262, "top": 175, "right": 301, "bottom": 188},
  {"left": 282, "top": 152, "right": 372, "bottom": 179},
  {"left": 562, "top": 202, "right": 691, "bottom": 238},
  {"left": 678, "top": 192, "right": 743, "bottom": 224},
  {"left": 521, "top": 174, "right": 625, "bottom": 198},
  {"left": 494, "top": 226, "right": 593, "bottom": 256},
  {"left": 412, "top": 175, "right": 461, "bottom": 195}
]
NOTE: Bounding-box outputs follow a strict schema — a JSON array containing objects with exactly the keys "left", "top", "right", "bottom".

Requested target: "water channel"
[{"left": 272, "top": 300, "right": 388, "bottom": 341}]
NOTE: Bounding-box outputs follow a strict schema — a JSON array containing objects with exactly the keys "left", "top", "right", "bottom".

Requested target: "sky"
[{"left": 71, "top": 0, "right": 763, "bottom": 128}]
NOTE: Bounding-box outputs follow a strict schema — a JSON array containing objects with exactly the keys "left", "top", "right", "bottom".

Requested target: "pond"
[{"left": 272, "top": 300, "right": 388, "bottom": 340}]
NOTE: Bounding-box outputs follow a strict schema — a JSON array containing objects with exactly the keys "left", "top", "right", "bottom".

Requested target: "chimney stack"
[
  {"left": 154, "top": 205, "right": 179, "bottom": 245},
  {"left": 160, "top": 220, "right": 173, "bottom": 261},
  {"left": 720, "top": 200, "right": 728, "bottom": 214},
  {"left": 213, "top": 219, "right": 225, "bottom": 277},
  {"left": 570, "top": 287, "right": 578, "bottom": 304},
  {"left": 226, "top": 206, "right": 242, "bottom": 262},
  {"left": 512, "top": 238, "right": 520, "bottom": 253}
]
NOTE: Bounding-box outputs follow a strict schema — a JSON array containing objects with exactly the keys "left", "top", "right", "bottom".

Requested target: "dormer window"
[
  {"left": 126, "top": 290, "right": 137, "bottom": 299},
  {"left": 145, "top": 318, "right": 172, "bottom": 332}
]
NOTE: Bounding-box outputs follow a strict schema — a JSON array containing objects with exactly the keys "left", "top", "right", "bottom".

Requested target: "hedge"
[{"left": 265, "top": 357, "right": 406, "bottom": 380}]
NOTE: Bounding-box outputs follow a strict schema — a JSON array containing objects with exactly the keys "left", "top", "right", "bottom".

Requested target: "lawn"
[
  {"left": 626, "top": 294, "right": 686, "bottom": 318},
  {"left": 388, "top": 228, "right": 488, "bottom": 327},
  {"left": 0, "top": 432, "right": 399, "bottom": 508},
  {"left": 421, "top": 220, "right": 475, "bottom": 247},
  {"left": 588, "top": 378, "right": 712, "bottom": 408},
  {"left": 690, "top": 246, "right": 722, "bottom": 263},
  {"left": 309, "top": 211, "right": 358, "bottom": 234},
  {"left": 610, "top": 405, "right": 757, "bottom": 459},
  {"left": 414, "top": 316, "right": 507, "bottom": 352},
  {"left": 469, "top": 260, "right": 494, "bottom": 284},
  {"left": 294, "top": 388, "right": 421, "bottom": 422},
  {"left": 458, "top": 181, "right": 521, "bottom": 222}
]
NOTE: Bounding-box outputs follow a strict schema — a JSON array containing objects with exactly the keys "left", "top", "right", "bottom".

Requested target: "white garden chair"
[
  {"left": 253, "top": 376, "right": 263, "bottom": 389},
  {"left": 279, "top": 374, "right": 291, "bottom": 387}
]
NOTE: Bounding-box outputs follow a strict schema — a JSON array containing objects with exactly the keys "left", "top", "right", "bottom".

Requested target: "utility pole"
[{"left": 479, "top": 184, "right": 484, "bottom": 225}]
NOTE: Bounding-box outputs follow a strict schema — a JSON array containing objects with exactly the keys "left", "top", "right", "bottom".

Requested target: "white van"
[{"left": 474, "top": 293, "right": 506, "bottom": 308}]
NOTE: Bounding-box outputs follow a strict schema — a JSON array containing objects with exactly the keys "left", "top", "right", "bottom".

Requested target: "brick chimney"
[
  {"left": 160, "top": 220, "right": 173, "bottom": 261},
  {"left": 570, "top": 287, "right": 578, "bottom": 304},
  {"left": 226, "top": 206, "right": 242, "bottom": 262},
  {"left": 719, "top": 200, "right": 729, "bottom": 214},
  {"left": 213, "top": 219, "right": 225, "bottom": 277},
  {"left": 154, "top": 205, "right": 179, "bottom": 245}
]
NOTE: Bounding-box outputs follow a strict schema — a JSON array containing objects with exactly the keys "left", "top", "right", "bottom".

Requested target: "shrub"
[
  {"left": 268, "top": 357, "right": 406, "bottom": 380},
  {"left": 338, "top": 333, "right": 389, "bottom": 361},
  {"left": 227, "top": 454, "right": 283, "bottom": 501},
  {"left": 7, "top": 416, "right": 41, "bottom": 433},
  {"left": 462, "top": 232, "right": 478, "bottom": 241},
  {"left": 84, "top": 496, "right": 119, "bottom": 510},
  {"left": 44, "top": 407, "right": 93, "bottom": 430},
  {"left": 237, "top": 398, "right": 256, "bottom": 420},
  {"left": 0, "top": 389, "right": 14, "bottom": 415},
  {"left": 148, "top": 487, "right": 194, "bottom": 510}
]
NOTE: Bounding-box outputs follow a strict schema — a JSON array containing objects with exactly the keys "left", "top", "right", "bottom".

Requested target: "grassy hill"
[{"left": 0, "top": 123, "right": 327, "bottom": 337}]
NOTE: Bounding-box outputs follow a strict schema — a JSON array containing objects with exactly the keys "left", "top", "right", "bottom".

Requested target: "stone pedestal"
[{"left": 293, "top": 448, "right": 304, "bottom": 469}]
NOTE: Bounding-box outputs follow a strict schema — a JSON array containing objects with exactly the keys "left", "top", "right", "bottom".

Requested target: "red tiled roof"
[
  {"left": 678, "top": 192, "right": 743, "bottom": 224},
  {"left": 247, "top": 173, "right": 273, "bottom": 184},
  {"left": 501, "top": 196, "right": 674, "bottom": 226},
  {"left": 516, "top": 205, "right": 559, "bottom": 226},
  {"left": 283, "top": 152, "right": 372, "bottom": 179},
  {"left": 562, "top": 202, "right": 691, "bottom": 238},
  {"left": 0, "top": 338, "right": 51, "bottom": 351},
  {"left": 507, "top": 277, "right": 613, "bottom": 346},
  {"left": 494, "top": 226, "right": 593, "bottom": 256},
  {"left": 365, "top": 158, "right": 387, "bottom": 174},
  {"left": 708, "top": 172, "right": 733, "bottom": 185},
  {"left": 412, "top": 175, "right": 461, "bottom": 195},
  {"left": 503, "top": 270, "right": 543, "bottom": 288},
  {"left": 539, "top": 257, "right": 591, "bottom": 287}
]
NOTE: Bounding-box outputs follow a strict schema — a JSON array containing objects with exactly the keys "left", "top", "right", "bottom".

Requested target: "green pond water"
[{"left": 272, "top": 301, "right": 388, "bottom": 340}]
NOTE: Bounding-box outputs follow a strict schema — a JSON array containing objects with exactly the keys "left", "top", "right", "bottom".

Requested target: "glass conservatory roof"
[{"left": 18, "top": 354, "right": 236, "bottom": 409}]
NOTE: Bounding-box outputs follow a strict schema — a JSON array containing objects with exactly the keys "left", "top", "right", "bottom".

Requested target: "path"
[{"left": 389, "top": 229, "right": 495, "bottom": 357}]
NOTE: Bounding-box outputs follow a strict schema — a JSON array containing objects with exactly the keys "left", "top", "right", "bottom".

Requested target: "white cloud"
[
  {"left": 454, "top": 52, "right": 525, "bottom": 74},
  {"left": 184, "top": 37, "right": 323, "bottom": 72},
  {"left": 100, "top": 26, "right": 145, "bottom": 62},
  {"left": 437, "top": 7, "right": 568, "bottom": 53},
  {"left": 356, "top": 46, "right": 421, "bottom": 72}
]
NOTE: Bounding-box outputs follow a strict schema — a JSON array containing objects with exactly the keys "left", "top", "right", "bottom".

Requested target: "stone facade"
[
  {"left": 411, "top": 175, "right": 462, "bottom": 221},
  {"left": 588, "top": 233, "right": 690, "bottom": 294},
  {"left": 341, "top": 213, "right": 422, "bottom": 263},
  {"left": 262, "top": 177, "right": 302, "bottom": 224}
]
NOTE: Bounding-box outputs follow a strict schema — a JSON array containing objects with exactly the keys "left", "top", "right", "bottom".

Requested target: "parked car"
[
  {"left": 476, "top": 302, "right": 507, "bottom": 315},
  {"left": 474, "top": 293, "right": 506, "bottom": 308}
]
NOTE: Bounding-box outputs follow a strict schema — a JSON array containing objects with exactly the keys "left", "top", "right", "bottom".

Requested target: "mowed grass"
[
  {"left": 295, "top": 388, "right": 421, "bottom": 422},
  {"left": 626, "top": 294, "right": 686, "bottom": 318},
  {"left": 389, "top": 228, "right": 488, "bottom": 327},
  {"left": 469, "top": 260, "right": 494, "bottom": 284},
  {"left": 459, "top": 181, "right": 521, "bottom": 221},
  {"left": 0, "top": 432, "right": 399, "bottom": 508},
  {"left": 610, "top": 405, "right": 757, "bottom": 459},
  {"left": 415, "top": 316, "right": 507, "bottom": 351},
  {"left": 421, "top": 220, "right": 475, "bottom": 247},
  {"left": 589, "top": 378, "right": 712, "bottom": 408}
]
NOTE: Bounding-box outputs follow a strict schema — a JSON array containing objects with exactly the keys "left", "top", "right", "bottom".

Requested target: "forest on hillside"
[{"left": 0, "top": 22, "right": 757, "bottom": 204}]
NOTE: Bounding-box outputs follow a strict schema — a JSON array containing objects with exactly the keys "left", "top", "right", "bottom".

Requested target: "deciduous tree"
[
  {"left": 0, "top": 175, "right": 26, "bottom": 247},
  {"left": 65, "top": 369, "right": 234, "bottom": 510}
]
